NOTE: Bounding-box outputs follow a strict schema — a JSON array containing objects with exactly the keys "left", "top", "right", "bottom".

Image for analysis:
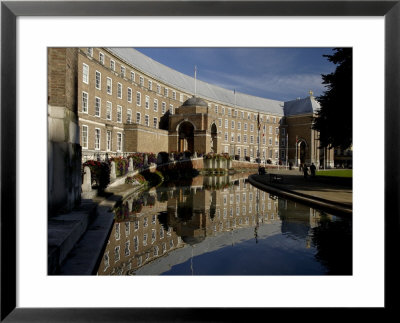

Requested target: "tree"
[{"left": 313, "top": 48, "right": 352, "bottom": 150}]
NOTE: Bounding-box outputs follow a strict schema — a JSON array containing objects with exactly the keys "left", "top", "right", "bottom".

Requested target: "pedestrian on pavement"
[
  {"left": 310, "top": 163, "right": 316, "bottom": 177},
  {"left": 303, "top": 164, "right": 309, "bottom": 179}
]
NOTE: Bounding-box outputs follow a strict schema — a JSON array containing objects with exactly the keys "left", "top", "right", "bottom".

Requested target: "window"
[
  {"left": 117, "top": 83, "right": 122, "bottom": 99},
  {"left": 172, "top": 91, "right": 176, "bottom": 100},
  {"left": 222, "top": 107, "right": 225, "bottom": 115},
  {"left": 102, "top": 102, "right": 110, "bottom": 122},
  {"left": 162, "top": 102, "right": 166, "bottom": 114},
  {"left": 130, "top": 71, "right": 135, "bottom": 82},
  {"left": 244, "top": 134, "right": 247, "bottom": 143},
  {"left": 244, "top": 148, "right": 247, "bottom": 157},
  {"left": 224, "top": 132, "right": 228, "bottom": 142},
  {"left": 95, "top": 97, "right": 101, "bottom": 117},
  {"left": 99, "top": 52, "right": 104, "bottom": 64},
  {"left": 228, "top": 108, "right": 231, "bottom": 116},
  {"left": 241, "top": 111, "right": 244, "bottom": 119},
  {"left": 81, "top": 125, "right": 88, "bottom": 148},
  {"left": 127, "top": 88, "right": 132, "bottom": 103},
  {"left": 127, "top": 109, "right": 132, "bottom": 123},
  {"left": 250, "top": 124, "right": 254, "bottom": 132},
  {"left": 231, "top": 133, "right": 235, "bottom": 142},
  {"left": 180, "top": 93, "right": 183, "bottom": 102},
  {"left": 215, "top": 105, "right": 218, "bottom": 113},
  {"left": 225, "top": 119, "right": 228, "bottom": 129},
  {"left": 110, "top": 60, "right": 115, "bottom": 71},
  {"left": 169, "top": 105, "right": 174, "bottom": 114},
  {"left": 250, "top": 135, "right": 254, "bottom": 144},
  {"left": 269, "top": 137, "right": 272, "bottom": 145},
  {"left": 153, "top": 99, "right": 158, "bottom": 112},
  {"left": 237, "top": 134, "right": 241, "bottom": 143},
  {"left": 148, "top": 80, "right": 152, "bottom": 90},
  {"left": 106, "top": 131, "right": 111, "bottom": 151},
  {"left": 145, "top": 114, "right": 149, "bottom": 126},
  {"left": 136, "top": 112, "right": 141, "bottom": 124},
  {"left": 82, "top": 64, "right": 89, "bottom": 84},
  {"left": 281, "top": 150, "right": 285, "bottom": 159},
  {"left": 94, "top": 128, "right": 100, "bottom": 150},
  {"left": 153, "top": 117, "right": 158, "bottom": 128},
  {"left": 157, "top": 84, "right": 161, "bottom": 94},
  {"left": 117, "top": 105, "right": 122, "bottom": 123},
  {"left": 269, "top": 126, "right": 272, "bottom": 134},
  {"left": 164, "top": 87, "right": 168, "bottom": 97},
  {"left": 87, "top": 47, "right": 93, "bottom": 57},
  {"left": 238, "top": 122, "right": 241, "bottom": 130},
  {"left": 275, "top": 139, "right": 279, "bottom": 146},
  {"left": 114, "top": 246, "right": 120, "bottom": 262},
  {"left": 275, "top": 150, "right": 279, "bottom": 158},
  {"left": 82, "top": 92, "right": 88, "bottom": 113},
  {"left": 224, "top": 146, "right": 229, "bottom": 153},
  {"left": 263, "top": 136, "right": 266, "bottom": 145},
  {"left": 218, "top": 118, "right": 222, "bottom": 127},
  {"left": 136, "top": 92, "right": 141, "bottom": 106},
  {"left": 275, "top": 127, "right": 279, "bottom": 135},
  {"left": 281, "top": 138, "right": 286, "bottom": 146},
  {"left": 244, "top": 123, "right": 247, "bottom": 131},
  {"left": 120, "top": 66, "right": 125, "bottom": 78},
  {"left": 231, "top": 120, "right": 235, "bottom": 129},
  {"left": 106, "top": 77, "right": 112, "bottom": 95},
  {"left": 273, "top": 117, "right": 276, "bottom": 123},
  {"left": 139, "top": 76, "right": 144, "bottom": 86},
  {"left": 117, "top": 133, "right": 122, "bottom": 151},
  {"left": 95, "top": 71, "right": 101, "bottom": 89}
]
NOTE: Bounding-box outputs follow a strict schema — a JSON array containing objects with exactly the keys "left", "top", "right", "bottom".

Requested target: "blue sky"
[{"left": 135, "top": 47, "right": 337, "bottom": 102}]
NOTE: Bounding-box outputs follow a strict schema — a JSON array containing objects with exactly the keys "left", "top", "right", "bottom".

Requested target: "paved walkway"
[{"left": 249, "top": 168, "right": 352, "bottom": 215}]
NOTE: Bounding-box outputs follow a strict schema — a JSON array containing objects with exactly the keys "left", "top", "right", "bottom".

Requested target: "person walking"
[
  {"left": 310, "top": 163, "right": 316, "bottom": 177},
  {"left": 303, "top": 164, "right": 309, "bottom": 179}
]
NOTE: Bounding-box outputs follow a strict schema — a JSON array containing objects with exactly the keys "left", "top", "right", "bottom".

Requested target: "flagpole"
[
  {"left": 295, "top": 135, "right": 298, "bottom": 167},
  {"left": 194, "top": 65, "right": 197, "bottom": 97}
]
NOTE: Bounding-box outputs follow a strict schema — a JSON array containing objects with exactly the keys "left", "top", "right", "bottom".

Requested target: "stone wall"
[
  {"left": 124, "top": 123, "right": 168, "bottom": 153},
  {"left": 48, "top": 48, "right": 82, "bottom": 216}
]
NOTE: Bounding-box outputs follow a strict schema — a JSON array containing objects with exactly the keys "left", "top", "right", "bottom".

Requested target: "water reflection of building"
[{"left": 97, "top": 174, "right": 330, "bottom": 275}]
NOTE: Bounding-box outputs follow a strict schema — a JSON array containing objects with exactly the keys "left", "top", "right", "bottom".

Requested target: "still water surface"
[{"left": 97, "top": 173, "right": 352, "bottom": 275}]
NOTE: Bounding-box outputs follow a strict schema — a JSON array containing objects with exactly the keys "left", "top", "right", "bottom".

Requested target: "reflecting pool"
[{"left": 97, "top": 173, "right": 352, "bottom": 275}]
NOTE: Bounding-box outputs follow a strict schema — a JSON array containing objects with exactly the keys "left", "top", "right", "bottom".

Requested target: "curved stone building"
[{"left": 76, "top": 47, "right": 334, "bottom": 167}]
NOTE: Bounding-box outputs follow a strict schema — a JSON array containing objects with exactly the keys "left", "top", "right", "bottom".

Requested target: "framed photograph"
[{"left": 1, "top": 0, "right": 398, "bottom": 321}]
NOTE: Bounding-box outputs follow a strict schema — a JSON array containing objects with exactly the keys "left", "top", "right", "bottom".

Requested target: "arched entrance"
[
  {"left": 296, "top": 140, "right": 307, "bottom": 165},
  {"left": 210, "top": 123, "right": 217, "bottom": 153},
  {"left": 178, "top": 121, "right": 194, "bottom": 153}
]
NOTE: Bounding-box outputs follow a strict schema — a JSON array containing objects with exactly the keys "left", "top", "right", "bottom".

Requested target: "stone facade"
[{"left": 50, "top": 47, "right": 334, "bottom": 168}]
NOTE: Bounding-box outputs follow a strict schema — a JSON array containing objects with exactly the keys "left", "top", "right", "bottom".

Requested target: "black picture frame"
[{"left": 1, "top": 1, "right": 398, "bottom": 321}]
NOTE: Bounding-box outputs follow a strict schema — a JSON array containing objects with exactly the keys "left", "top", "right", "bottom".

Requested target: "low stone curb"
[{"left": 248, "top": 175, "right": 352, "bottom": 216}]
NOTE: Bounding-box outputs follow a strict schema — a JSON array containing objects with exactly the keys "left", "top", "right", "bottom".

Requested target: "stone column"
[
  {"left": 110, "top": 161, "right": 116, "bottom": 180},
  {"left": 81, "top": 166, "right": 92, "bottom": 192},
  {"left": 128, "top": 158, "right": 134, "bottom": 172}
]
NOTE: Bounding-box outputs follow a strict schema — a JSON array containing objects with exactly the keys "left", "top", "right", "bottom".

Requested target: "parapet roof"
[{"left": 106, "top": 47, "right": 320, "bottom": 117}]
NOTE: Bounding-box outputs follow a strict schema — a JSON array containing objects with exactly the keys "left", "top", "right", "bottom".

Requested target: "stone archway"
[
  {"left": 178, "top": 121, "right": 194, "bottom": 153},
  {"left": 210, "top": 123, "right": 217, "bottom": 153},
  {"left": 296, "top": 140, "right": 307, "bottom": 165}
]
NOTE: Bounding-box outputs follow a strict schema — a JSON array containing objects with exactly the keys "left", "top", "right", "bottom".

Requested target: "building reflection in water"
[{"left": 97, "top": 173, "right": 347, "bottom": 275}]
